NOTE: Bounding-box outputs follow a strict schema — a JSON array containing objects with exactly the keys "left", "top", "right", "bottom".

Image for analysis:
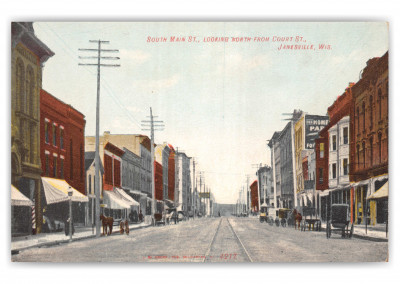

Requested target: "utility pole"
[
  {"left": 246, "top": 175, "right": 250, "bottom": 215},
  {"left": 141, "top": 108, "right": 164, "bottom": 224},
  {"left": 78, "top": 40, "right": 120, "bottom": 238},
  {"left": 192, "top": 158, "right": 196, "bottom": 218}
]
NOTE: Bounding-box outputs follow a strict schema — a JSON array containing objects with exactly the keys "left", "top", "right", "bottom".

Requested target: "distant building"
[
  {"left": 268, "top": 131, "right": 282, "bottom": 208},
  {"left": 85, "top": 151, "right": 104, "bottom": 226},
  {"left": 257, "top": 166, "right": 273, "bottom": 206},
  {"left": 175, "top": 151, "right": 192, "bottom": 215},
  {"left": 250, "top": 180, "right": 259, "bottom": 212},
  {"left": 85, "top": 132, "right": 152, "bottom": 215},
  {"left": 168, "top": 144, "right": 176, "bottom": 203},
  {"left": 294, "top": 112, "right": 329, "bottom": 210},
  {"left": 279, "top": 121, "right": 296, "bottom": 209},
  {"left": 154, "top": 161, "right": 163, "bottom": 213},
  {"left": 155, "top": 143, "right": 171, "bottom": 202}
]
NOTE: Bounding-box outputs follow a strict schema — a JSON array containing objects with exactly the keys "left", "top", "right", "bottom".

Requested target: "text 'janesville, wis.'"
[{"left": 146, "top": 35, "right": 332, "bottom": 50}]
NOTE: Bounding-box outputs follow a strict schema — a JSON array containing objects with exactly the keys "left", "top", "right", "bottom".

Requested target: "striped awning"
[
  {"left": 103, "top": 190, "right": 131, "bottom": 209},
  {"left": 42, "top": 177, "right": 88, "bottom": 205},
  {"left": 11, "top": 185, "right": 33, "bottom": 207},
  {"left": 115, "top": 188, "right": 140, "bottom": 207}
]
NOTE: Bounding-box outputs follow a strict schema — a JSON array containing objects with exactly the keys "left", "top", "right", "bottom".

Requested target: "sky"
[{"left": 33, "top": 22, "right": 389, "bottom": 204}]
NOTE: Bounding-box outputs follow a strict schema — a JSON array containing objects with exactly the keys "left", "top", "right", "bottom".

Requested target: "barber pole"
[{"left": 31, "top": 205, "right": 36, "bottom": 234}]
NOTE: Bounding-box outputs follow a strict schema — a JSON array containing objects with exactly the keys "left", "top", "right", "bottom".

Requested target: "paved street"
[{"left": 12, "top": 217, "right": 388, "bottom": 263}]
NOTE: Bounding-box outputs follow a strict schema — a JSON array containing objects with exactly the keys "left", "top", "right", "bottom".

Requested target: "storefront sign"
[{"left": 305, "top": 115, "right": 329, "bottom": 149}]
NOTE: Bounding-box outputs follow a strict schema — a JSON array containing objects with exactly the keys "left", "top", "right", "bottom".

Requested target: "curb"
[
  {"left": 11, "top": 223, "right": 152, "bottom": 255},
  {"left": 320, "top": 226, "right": 388, "bottom": 242}
]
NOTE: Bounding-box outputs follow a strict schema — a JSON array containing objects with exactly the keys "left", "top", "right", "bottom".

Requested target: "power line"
[{"left": 39, "top": 23, "right": 143, "bottom": 130}]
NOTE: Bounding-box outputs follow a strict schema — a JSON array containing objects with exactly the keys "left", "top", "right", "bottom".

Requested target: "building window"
[
  {"left": 319, "top": 168, "right": 323, "bottom": 184},
  {"left": 343, "top": 127, "right": 348, "bottom": 145},
  {"left": 356, "top": 107, "right": 360, "bottom": 134},
  {"left": 332, "top": 163, "right": 337, "bottom": 179},
  {"left": 16, "top": 58, "right": 25, "bottom": 113},
  {"left": 26, "top": 67, "right": 34, "bottom": 116},
  {"left": 80, "top": 144, "right": 83, "bottom": 181},
  {"left": 369, "top": 95, "right": 373, "bottom": 129},
  {"left": 362, "top": 102, "right": 366, "bottom": 131},
  {"left": 332, "top": 135, "right": 337, "bottom": 151},
  {"left": 60, "top": 158, "right": 64, "bottom": 179},
  {"left": 60, "top": 128, "right": 64, "bottom": 149},
  {"left": 45, "top": 121, "right": 49, "bottom": 144},
  {"left": 29, "top": 124, "right": 35, "bottom": 164},
  {"left": 370, "top": 137, "right": 373, "bottom": 167},
  {"left": 53, "top": 156, "right": 57, "bottom": 177},
  {"left": 378, "top": 132, "right": 382, "bottom": 163},
  {"left": 356, "top": 144, "right": 360, "bottom": 171},
  {"left": 320, "top": 143, "right": 324, "bottom": 158},
  {"left": 378, "top": 89, "right": 382, "bottom": 120},
  {"left": 45, "top": 154, "right": 49, "bottom": 176},
  {"left": 88, "top": 174, "right": 92, "bottom": 195},
  {"left": 362, "top": 141, "right": 366, "bottom": 168},
  {"left": 53, "top": 124, "right": 57, "bottom": 146},
  {"left": 343, "top": 158, "right": 348, "bottom": 176},
  {"left": 70, "top": 139, "right": 73, "bottom": 179}
]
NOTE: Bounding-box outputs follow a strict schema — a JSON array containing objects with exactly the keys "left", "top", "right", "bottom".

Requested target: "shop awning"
[
  {"left": 41, "top": 177, "right": 88, "bottom": 205},
  {"left": 115, "top": 188, "right": 140, "bottom": 207},
  {"left": 368, "top": 181, "right": 388, "bottom": 200},
  {"left": 164, "top": 199, "right": 175, "bottom": 208},
  {"left": 103, "top": 190, "right": 131, "bottom": 210},
  {"left": 11, "top": 185, "right": 33, "bottom": 206}
]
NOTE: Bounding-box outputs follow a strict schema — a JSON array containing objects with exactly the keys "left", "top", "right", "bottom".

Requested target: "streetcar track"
[
  {"left": 203, "top": 218, "right": 222, "bottom": 262},
  {"left": 203, "top": 217, "right": 253, "bottom": 263},
  {"left": 226, "top": 218, "right": 253, "bottom": 262}
]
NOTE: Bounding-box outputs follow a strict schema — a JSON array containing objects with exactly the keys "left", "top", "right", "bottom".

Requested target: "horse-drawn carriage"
[
  {"left": 326, "top": 204, "right": 354, "bottom": 239},
  {"left": 268, "top": 208, "right": 292, "bottom": 227},
  {"left": 301, "top": 207, "right": 321, "bottom": 231},
  {"left": 259, "top": 204, "right": 269, "bottom": 223}
]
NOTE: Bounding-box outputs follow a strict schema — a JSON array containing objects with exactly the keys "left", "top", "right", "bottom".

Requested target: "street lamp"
[{"left": 68, "top": 186, "right": 73, "bottom": 243}]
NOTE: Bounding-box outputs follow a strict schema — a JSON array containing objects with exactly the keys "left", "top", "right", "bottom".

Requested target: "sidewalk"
[
  {"left": 320, "top": 221, "right": 388, "bottom": 242},
  {"left": 11, "top": 221, "right": 152, "bottom": 253}
]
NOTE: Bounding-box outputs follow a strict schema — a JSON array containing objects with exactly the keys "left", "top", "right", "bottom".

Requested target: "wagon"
[
  {"left": 275, "top": 208, "right": 291, "bottom": 227},
  {"left": 301, "top": 207, "right": 321, "bottom": 231},
  {"left": 326, "top": 204, "right": 354, "bottom": 239},
  {"left": 266, "top": 207, "right": 277, "bottom": 226},
  {"left": 259, "top": 204, "right": 269, "bottom": 223}
]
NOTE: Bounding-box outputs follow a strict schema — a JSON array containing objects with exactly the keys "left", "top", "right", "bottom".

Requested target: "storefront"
[
  {"left": 102, "top": 188, "right": 140, "bottom": 222},
  {"left": 41, "top": 177, "right": 89, "bottom": 230},
  {"left": 367, "top": 181, "right": 388, "bottom": 225},
  {"left": 352, "top": 175, "right": 388, "bottom": 226},
  {"left": 11, "top": 185, "right": 34, "bottom": 236}
]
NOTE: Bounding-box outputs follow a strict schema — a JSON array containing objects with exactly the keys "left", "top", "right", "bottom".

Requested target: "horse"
[
  {"left": 294, "top": 211, "right": 302, "bottom": 230},
  {"left": 100, "top": 215, "right": 114, "bottom": 236},
  {"left": 119, "top": 221, "right": 125, "bottom": 234},
  {"left": 119, "top": 220, "right": 129, "bottom": 235},
  {"left": 125, "top": 219, "right": 129, "bottom": 235}
]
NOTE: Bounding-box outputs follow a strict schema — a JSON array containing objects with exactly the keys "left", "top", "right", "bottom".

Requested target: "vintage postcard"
[{"left": 10, "top": 22, "right": 389, "bottom": 263}]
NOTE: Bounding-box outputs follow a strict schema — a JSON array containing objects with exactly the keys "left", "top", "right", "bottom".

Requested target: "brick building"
[
  {"left": 168, "top": 144, "right": 176, "bottom": 202},
  {"left": 250, "top": 180, "right": 259, "bottom": 212},
  {"left": 40, "top": 89, "right": 86, "bottom": 193},
  {"left": 315, "top": 84, "right": 352, "bottom": 221},
  {"left": 154, "top": 161, "right": 163, "bottom": 213},
  {"left": 350, "top": 51, "right": 388, "bottom": 225}
]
